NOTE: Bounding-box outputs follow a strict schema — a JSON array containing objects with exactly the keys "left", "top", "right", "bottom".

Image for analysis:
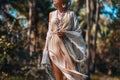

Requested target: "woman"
[{"left": 41, "top": 0, "right": 87, "bottom": 80}]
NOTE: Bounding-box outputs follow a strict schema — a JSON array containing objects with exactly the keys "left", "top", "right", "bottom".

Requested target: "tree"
[
  {"left": 0, "top": 0, "right": 51, "bottom": 78},
  {"left": 86, "top": 0, "right": 91, "bottom": 79}
]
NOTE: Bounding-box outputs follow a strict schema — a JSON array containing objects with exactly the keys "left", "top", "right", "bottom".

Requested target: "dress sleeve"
[
  {"left": 43, "top": 12, "right": 52, "bottom": 51},
  {"left": 64, "top": 11, "right": 87, "bottom": 62},
  {"left": 70, "top": 12, "right": 82, "bottom": 32},
  {"left": 43, "top": 22, "right": 51, "bottom": 51},
  {"left": 41, "top": 12, "right": 52, "bottom": 65}
]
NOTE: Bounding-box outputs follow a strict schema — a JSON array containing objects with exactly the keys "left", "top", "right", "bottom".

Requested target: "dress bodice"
[{"left": 50, "top": 10, "right": 73, "bottom": 32}]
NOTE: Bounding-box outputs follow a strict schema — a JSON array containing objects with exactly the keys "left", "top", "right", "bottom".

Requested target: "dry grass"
[
  {"left": 0, "top": 72, "right": 120, "bottom": 80},
  {"left": 91, "top": 72, "right": 120, "bottom": 80}
]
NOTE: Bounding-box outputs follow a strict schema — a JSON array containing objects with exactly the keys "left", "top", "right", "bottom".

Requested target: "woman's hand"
[{"left": 57, "top": 30, "right": 66, "bottom": 39}]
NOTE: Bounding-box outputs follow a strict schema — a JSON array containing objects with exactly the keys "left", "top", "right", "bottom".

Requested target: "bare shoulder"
[
  {"left": 49, "top": 10, "right": 56, "bottom": 21},
  {"left": 49, "top": 10, "right": 56, "bottom": 15}
]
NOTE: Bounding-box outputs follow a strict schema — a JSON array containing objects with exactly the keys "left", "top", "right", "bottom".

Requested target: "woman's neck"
[{"left": 57, "top": 6, "right": 66, "bottom": 13}]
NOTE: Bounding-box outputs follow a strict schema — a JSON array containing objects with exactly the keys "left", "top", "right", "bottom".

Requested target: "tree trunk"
[
  {"left": 28, "top": 0, "right": 39, "bottom": 56},
  {"left": 86, "top": 0, "right": 91, "bottom": 80},
  {"left": 92, "top": 0, "right": 100, "bottom": 73},
  {"left": 28, "top": 1, "right": 33, "bottom": 56}
]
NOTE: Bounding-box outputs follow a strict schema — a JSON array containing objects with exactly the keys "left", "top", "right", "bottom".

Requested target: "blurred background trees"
[{"left": 0, "top": 0, "right": 120, "bottom": 80}]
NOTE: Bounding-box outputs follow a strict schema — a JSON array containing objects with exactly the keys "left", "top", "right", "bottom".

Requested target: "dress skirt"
[{"left": 48, "top": 33, "right": 86, "bottom": 80}]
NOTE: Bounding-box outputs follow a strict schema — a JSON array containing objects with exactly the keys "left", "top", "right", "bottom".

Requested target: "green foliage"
[
  {"left": 96, "top": 18, "right": 120, "bottom": 75},
  {"left": 0, "top": 0, "right": 120, "bottom": 79},
  {"left": 0, "top": 0, "right": 51, "bottom": 79},
  {"left": 77, "top": 0, "right": 120, "bottom": 75},
  {"left": 0, "top": 23, "right": 26, "bottom": 72},
  {"left": 111, "top": 0, "right": 120, "bottom": 6}
]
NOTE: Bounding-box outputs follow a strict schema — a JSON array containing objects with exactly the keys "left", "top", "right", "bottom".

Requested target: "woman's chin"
[{"left": 54, "top": 2, "right": 59, "bottom": 6}]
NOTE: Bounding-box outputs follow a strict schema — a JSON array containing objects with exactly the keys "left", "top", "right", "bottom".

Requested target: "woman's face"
[{"left": 53, "top": 0, "right": 63, "bottom": 7}]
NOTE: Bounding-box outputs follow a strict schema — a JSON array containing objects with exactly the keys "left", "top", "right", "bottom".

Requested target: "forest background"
[{"left": 0, "top": 0, "right": 120, "bottom": 80}]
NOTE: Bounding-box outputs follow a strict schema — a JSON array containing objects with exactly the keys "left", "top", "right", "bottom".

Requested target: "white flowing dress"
[{"left": 41, "top": 10, "right": 87, "bottom": 80}]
